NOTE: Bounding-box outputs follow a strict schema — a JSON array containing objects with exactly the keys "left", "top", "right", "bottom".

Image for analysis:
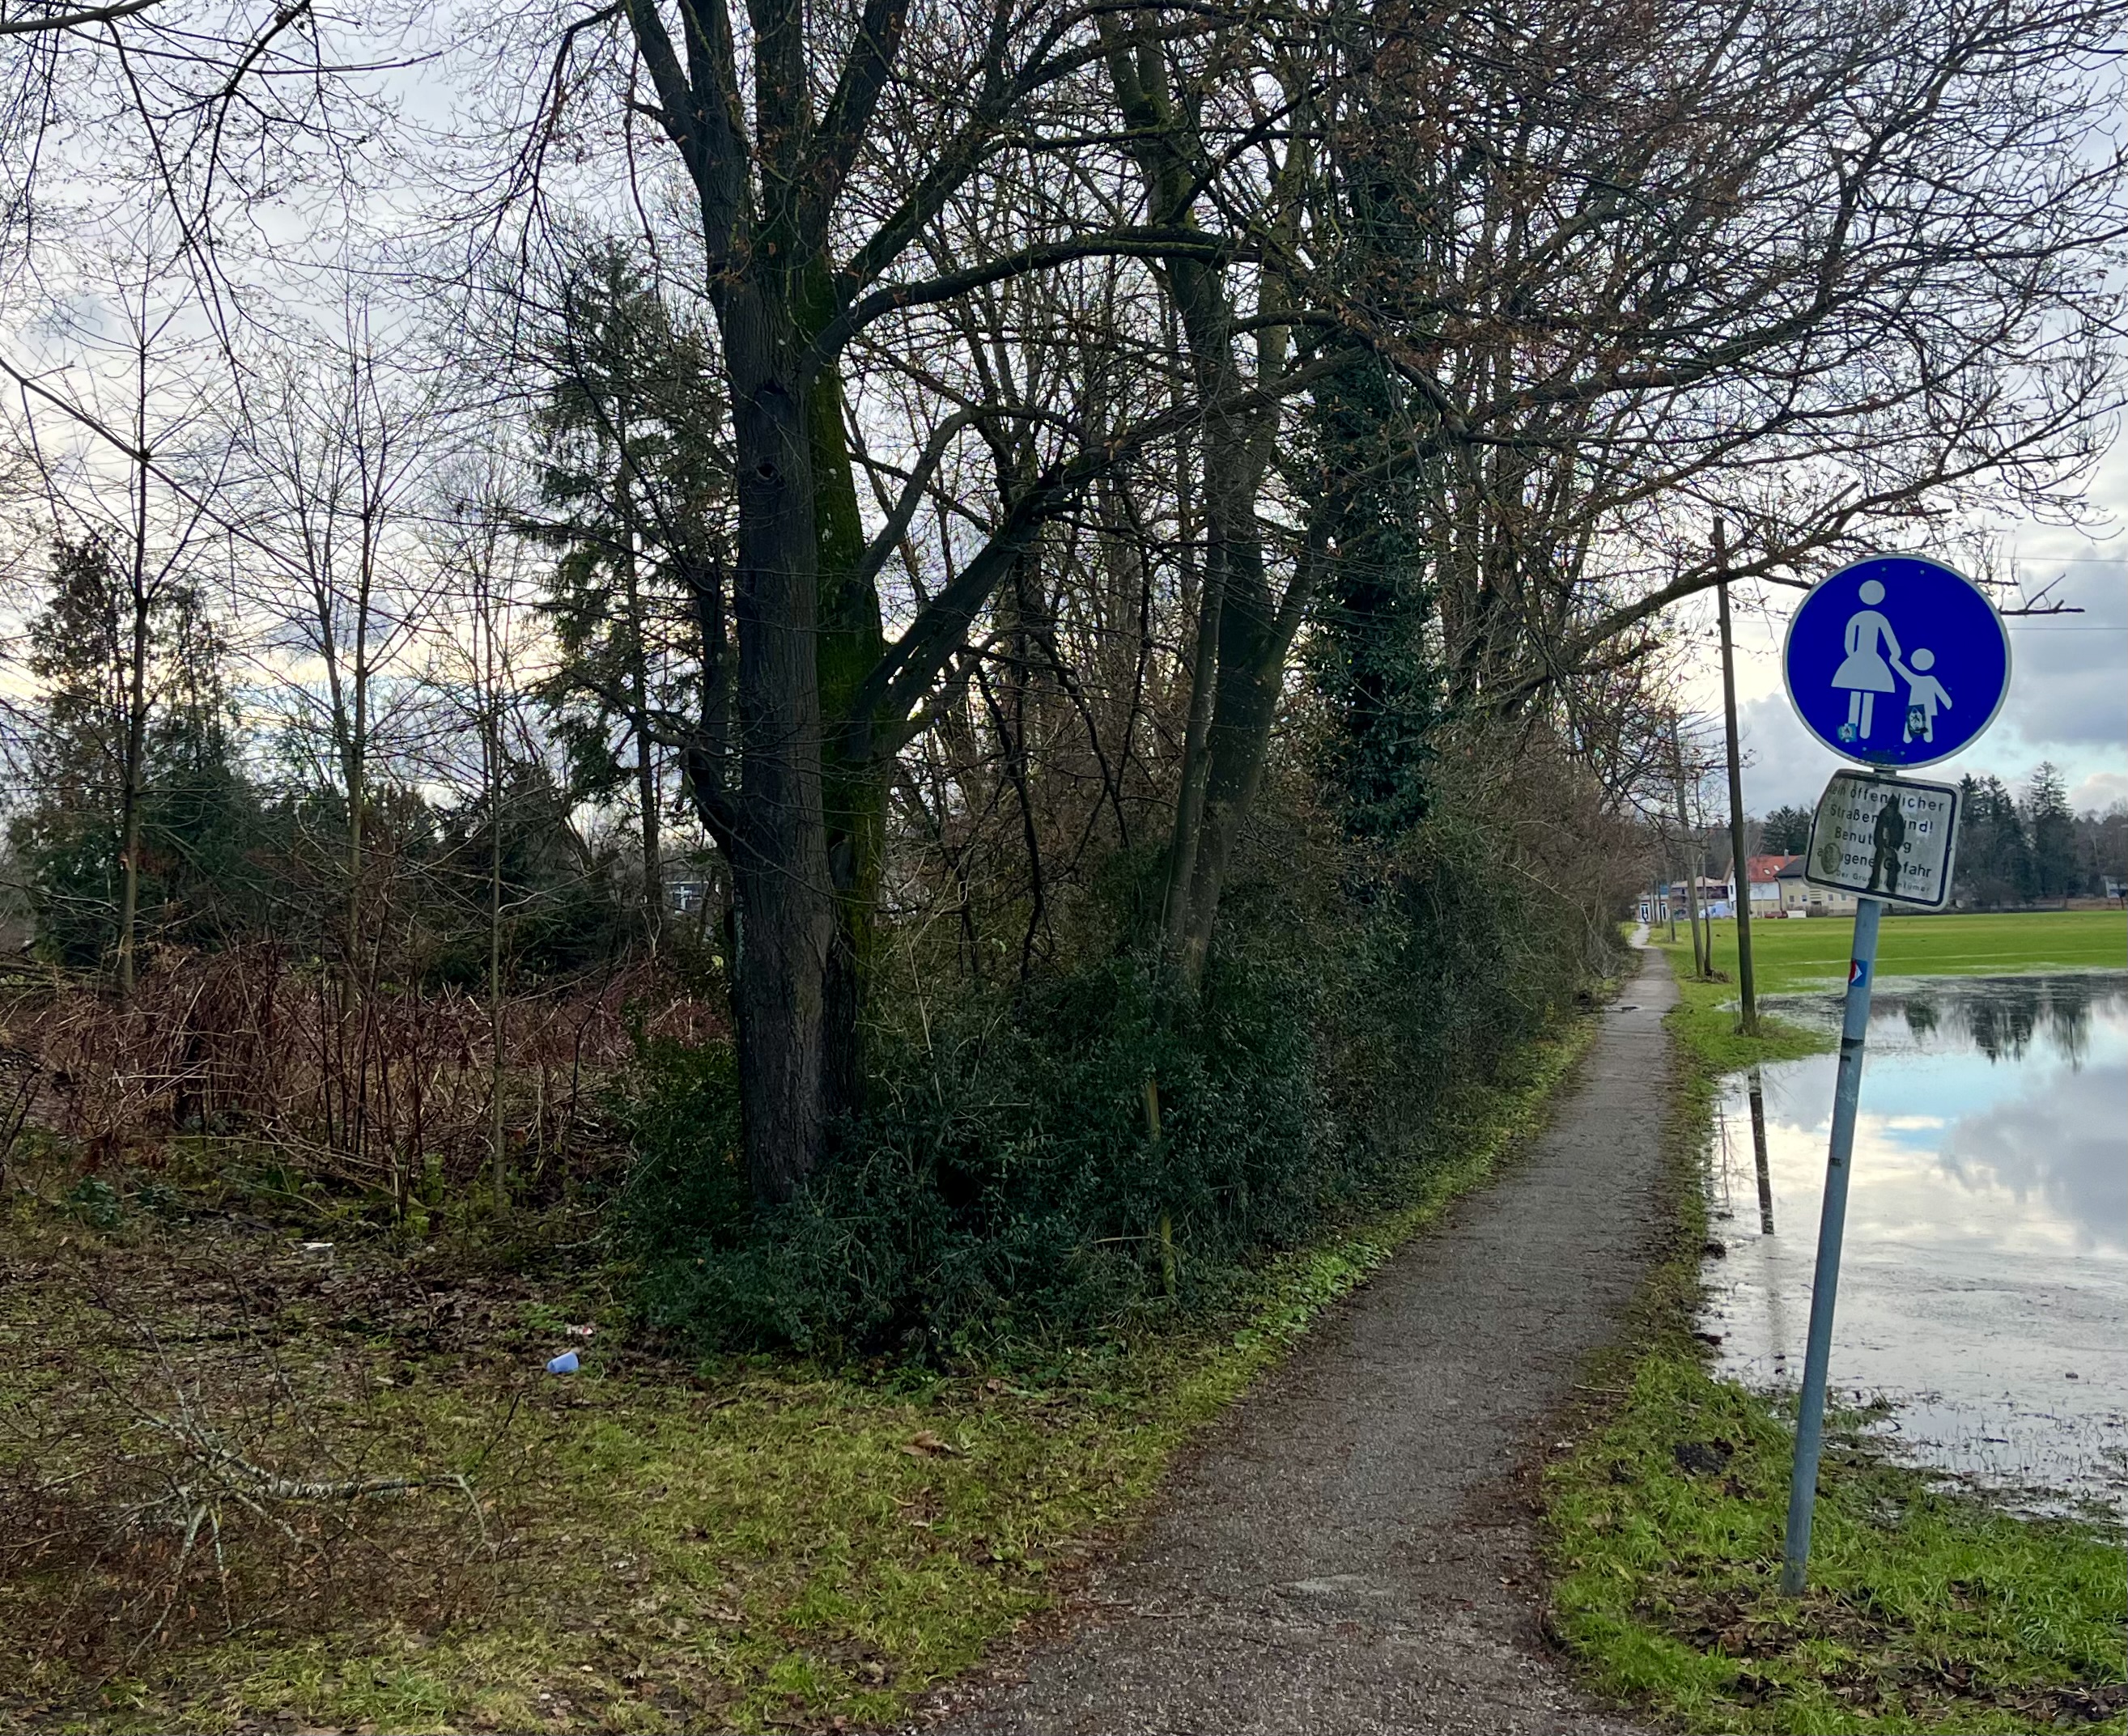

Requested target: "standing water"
[{"left": 1702, "top": 972, "right": 2128, "bottom": 1515}]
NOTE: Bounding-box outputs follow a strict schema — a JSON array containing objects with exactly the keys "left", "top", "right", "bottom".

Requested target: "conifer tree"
[
  {"left": 8, "top": 536, "right": 253, "bottom": 970},
  {"left": 530, "top": 246, "right": 728, "bottom": 940}
]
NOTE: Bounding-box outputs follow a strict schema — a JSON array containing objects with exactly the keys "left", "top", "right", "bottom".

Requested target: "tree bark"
[
  {"left": 113, "top": 371, "right": 152, "bottom": 1001},
  {"left": 809, "top": 349, "right": 886, "bottom": 1133},
  {"left": 1099, "top": 23, "right": 1302, "bottom": 993},
  {"left": 618, "top": 445, "right": 664, "bottom": 942},
  {"left": 723, "top": 287, "right": 839, "bottom": 1203},
  {"left": 113, "top": 572, "right": 149, "bottom": 1000}
]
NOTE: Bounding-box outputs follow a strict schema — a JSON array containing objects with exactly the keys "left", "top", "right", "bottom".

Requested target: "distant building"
[
  {"left": 1637, "top": 876, "right": 1732, "bottom": 923},
  {"left": 1738, "top": 853, "right": 1798, "bottom": 913},
  {"left": 1775, "top": 857, "right": 1857, "bottom": 916},
  {"left": 1691, "top": 875, "right": 1735, "bottom": 919},
  {"left": 665, "top": 877, "right": 712, "bottom": 915}
]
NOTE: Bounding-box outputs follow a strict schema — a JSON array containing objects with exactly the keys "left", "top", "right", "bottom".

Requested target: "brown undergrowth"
[
  {"left": 0, "top": 1012, "right": 1596, "bottom": 1733},
  {"left": 0, "top": 948, "right": 721, "bottom": 1207}
]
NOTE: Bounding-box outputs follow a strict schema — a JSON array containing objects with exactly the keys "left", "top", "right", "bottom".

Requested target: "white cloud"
[{"left": 2072, "top": 770, "right": 2128, "bottom": 813}]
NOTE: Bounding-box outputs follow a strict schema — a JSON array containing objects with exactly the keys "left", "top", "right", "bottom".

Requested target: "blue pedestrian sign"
[
  {"left": 1773, "top": 549, "right": 2016, "bottom": 1601},
  {"left": 1782, "top": 554, "right": 2011, "bottom": 769}
]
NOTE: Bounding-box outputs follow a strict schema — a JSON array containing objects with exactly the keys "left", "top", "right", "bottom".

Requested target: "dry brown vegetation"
[{"left": 0, "top": 953, "right": 721, "bottom": 1211}]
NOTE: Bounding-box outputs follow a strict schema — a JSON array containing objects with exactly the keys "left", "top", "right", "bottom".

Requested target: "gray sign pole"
[{"left": 1779, "top": 893, "right": 1884, "bottom": 1594}]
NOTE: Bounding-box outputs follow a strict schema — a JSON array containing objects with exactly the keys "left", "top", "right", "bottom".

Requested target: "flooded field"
[{"left": 1701, "top": 971, "right": 2128, "bottom": 1515}]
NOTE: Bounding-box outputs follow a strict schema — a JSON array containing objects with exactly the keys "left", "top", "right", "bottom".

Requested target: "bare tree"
[{"left": 0, "top": 236, "right": 229, "bottom": 995}]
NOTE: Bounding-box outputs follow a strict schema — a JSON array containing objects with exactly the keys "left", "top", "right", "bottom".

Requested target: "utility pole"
[
  {"left": 1670, "top": 715, "right": 1706, "bottom": 978},
  {"left": 1716, "top": 520, "right": 1759, "bottom": 1033}
]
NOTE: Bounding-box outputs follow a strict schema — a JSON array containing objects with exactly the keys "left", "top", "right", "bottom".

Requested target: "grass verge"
[
  {"left": 2, "top": 1015, "right": 1597, "bottom": 1735},
  {"left": 1543, "top": 950, "right": 2127, "bottom": 1734}
]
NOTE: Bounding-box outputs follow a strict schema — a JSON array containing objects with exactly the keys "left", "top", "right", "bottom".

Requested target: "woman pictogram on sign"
[{"left": 1833, "top": 579, "right": 1901, "bottom": 742}]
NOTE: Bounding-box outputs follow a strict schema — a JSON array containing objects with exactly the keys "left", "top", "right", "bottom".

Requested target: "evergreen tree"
[
  {"left": 1760, "top": 804, "right": 1814, "bottom": 855},
  {"left": 2023, "top": 762, "right": 2076, "bottom": 901},
  {"left": 1306, "top": 355, "right": 1441, "bottom": 843},
  {"left": 1954, "top": 774, "right": 2032, "bottom": 906},
  {"left": 429, "top": 758, "right": 626, "bottom": 983},
  {"left": 529, "top": 244, "right": 727, "bottom": 933},
  {"left": 11, "top": 537, "right": 129, "bottom": 966},
  {"left": 8, "top": 537, "right": 255, "bottom": 967}
]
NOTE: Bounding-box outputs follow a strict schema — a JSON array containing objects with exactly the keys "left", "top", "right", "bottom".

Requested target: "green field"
[{"left": 1661, "top": 908, "right": 2126, "bottom": 995}]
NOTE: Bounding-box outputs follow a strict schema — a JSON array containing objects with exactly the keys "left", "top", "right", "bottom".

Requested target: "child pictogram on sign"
[
  {"left": 1782, "top": 550, "right": 2008, "bottom": 773},
  {"left": 1892, "top": 648, "right": 1951, "bottom": 745}
]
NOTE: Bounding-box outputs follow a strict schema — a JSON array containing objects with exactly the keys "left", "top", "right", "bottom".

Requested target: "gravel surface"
[{"left": 925, "top": 949, "right": 1676, "bottom": 1735}]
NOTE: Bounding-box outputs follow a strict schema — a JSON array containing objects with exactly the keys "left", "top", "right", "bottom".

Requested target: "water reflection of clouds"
[
  {"left": 1758, "top": 987, "right": 2127, "bottom": 1254},
  {"left": 1941, "top": 1061, "right": 2128, "bottom": 1255},
  {"left": 1848, "top": 1118, "right": 2092, "bottom": 1255},
  {"left": 1709, "top": 972, "right": 2128, "bottom": 1510}
]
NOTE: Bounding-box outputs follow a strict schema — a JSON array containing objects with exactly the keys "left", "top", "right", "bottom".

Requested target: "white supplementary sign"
[{"left": 1805, "top": 771, "right": 1961, "bottom": 910}]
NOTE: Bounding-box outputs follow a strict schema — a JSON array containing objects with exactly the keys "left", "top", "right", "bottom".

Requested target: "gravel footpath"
[{"left": 924, "top": 949, "right": 1676, "bottom": 1736}]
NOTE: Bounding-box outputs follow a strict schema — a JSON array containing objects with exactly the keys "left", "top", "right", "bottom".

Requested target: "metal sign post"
[
  {"left": 1776, "top": 554, "right": 2007, "bottom": 1593},
  {"left": 1779, "top": 894, "right": 1879, "bottom": 1592}
]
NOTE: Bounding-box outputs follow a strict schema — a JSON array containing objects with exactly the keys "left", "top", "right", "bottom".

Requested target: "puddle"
[{"left": 1701, "top": 972, "right": 2128, "bottom": 1516}]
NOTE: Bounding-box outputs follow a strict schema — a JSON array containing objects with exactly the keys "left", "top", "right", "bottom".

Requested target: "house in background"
[
  {"left": 1693, "top": 875, "right": 1735, "bottom": 919},
  {"left": 1736, "top": 854, "right": 1798, "bottom": 915},
  {"left": 1637, "top": 877, "right": 1736, "bottom": 923},
  {"left": 1775, "top": 857, "right": 1858, "bottom": 915}
]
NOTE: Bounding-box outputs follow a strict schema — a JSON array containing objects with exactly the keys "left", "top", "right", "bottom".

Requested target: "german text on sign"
[{"left": 1805, "top": 770, "right": 1962, "bottom": 910}]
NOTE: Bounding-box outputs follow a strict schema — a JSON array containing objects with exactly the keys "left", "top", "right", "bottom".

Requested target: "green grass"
[
  {"left": 1542, "top": 949, "right": 2128, "bottom": 1733},
  {"left": 1550, "top": 1356, "right": 2126, "bottom": 1734},
  {"left": 1, "top": 1019, "right": 1599, "bottom": 1735},
  {"left": 1641, "top": 931, "right": 1833, "bottom": 1071},
  {"left": 1663, "top": 908, "right": 2125, "bottom": 996}
]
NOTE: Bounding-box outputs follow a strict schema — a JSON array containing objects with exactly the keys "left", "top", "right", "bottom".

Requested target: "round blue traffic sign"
[{"left": 1782, "top": 554, "right": 2010, "bottom": 769}]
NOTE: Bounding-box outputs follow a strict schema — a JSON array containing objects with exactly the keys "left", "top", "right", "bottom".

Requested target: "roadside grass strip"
[
  {"left": 1544, "top": 949, "right": 2127, "bottom": 1734},
  {"left": 1550, "top": 1354, "right": 2126, "bottom": 1734},
  {"left": 0, "top": 1018, "right": 1596, "bottom": 1734}
]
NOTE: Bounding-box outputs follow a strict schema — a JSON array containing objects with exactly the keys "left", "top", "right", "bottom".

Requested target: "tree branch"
[{"left": 0, "top": 0, "right": 160, "bottom": 36}]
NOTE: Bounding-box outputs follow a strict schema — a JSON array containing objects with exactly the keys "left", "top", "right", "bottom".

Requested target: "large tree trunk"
[
  {"left": 619, "top": 456, "right": 664, "bottom": 942},
  {"left": 807, "top": 349, "right": 886, "bottom": 1134},
  {"left": 1100, "top": 25, "right": 1296, "bottom": 995},
  {"left": 1170, "top": 501, "right": 1277, "bottom": 985},
  {"left": 113, "top": 588, "right": 150, "bottom": 1000},
  {"left": 725, "top": 295, "right": 839, "bottom": 1204},
  {"left": 1157, "top": 256, "right": 1278, "bottom": 991}
]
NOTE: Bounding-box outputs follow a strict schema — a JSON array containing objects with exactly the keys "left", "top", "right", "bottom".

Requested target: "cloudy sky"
[{"left": 1682, "top": 438, "right": 2128, "bottom": 818}]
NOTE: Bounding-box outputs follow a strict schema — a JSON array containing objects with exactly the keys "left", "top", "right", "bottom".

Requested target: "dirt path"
[{"left": 928, "top": 949, "right": 1676, "bottom": 1736}]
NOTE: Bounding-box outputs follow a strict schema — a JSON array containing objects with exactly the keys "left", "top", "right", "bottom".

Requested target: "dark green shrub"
[
  {"left": 614, "top": 1037, "right": 747, "bottom": 1259},
  {"left": 616, "top": 795, "right": 1606, "bottom": 1360},
  {"left": 626, "top": 948, "right": 1326, "bottom": 1356},
  {"left": 65, "top": 1176, "right": 124, "bottom": 1231}
]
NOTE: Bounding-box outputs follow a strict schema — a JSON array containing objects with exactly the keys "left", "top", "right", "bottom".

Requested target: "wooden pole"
[
  {"left": 1671, "top": 716, "right": 1706, "bottom": 977},
  {"left": 1715, "top": 520, "right": 1759, "bottom": 1034}
]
